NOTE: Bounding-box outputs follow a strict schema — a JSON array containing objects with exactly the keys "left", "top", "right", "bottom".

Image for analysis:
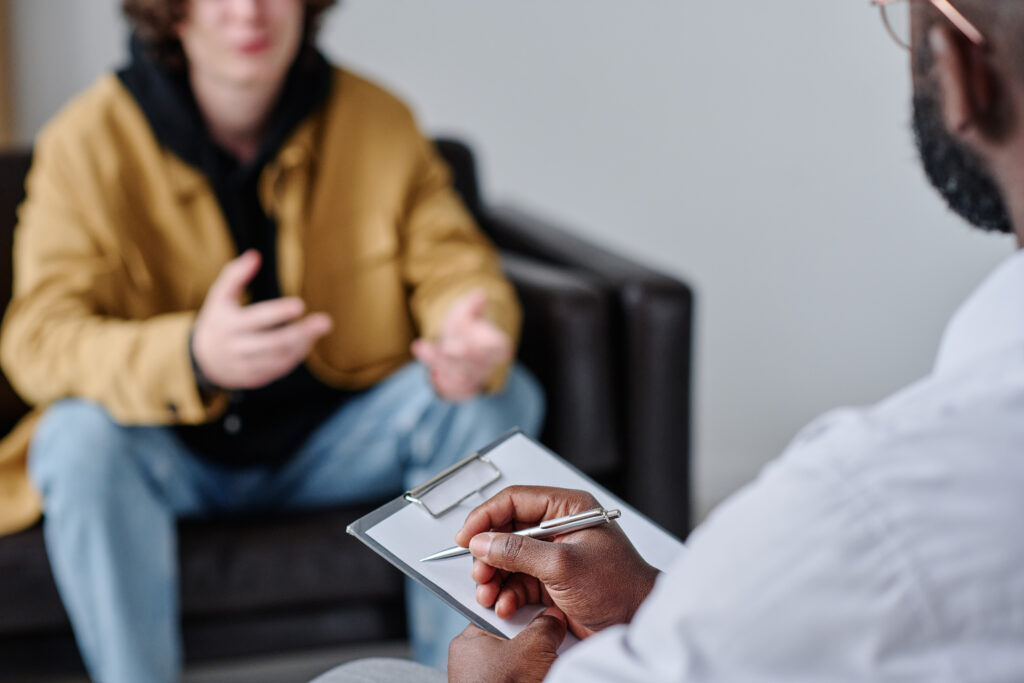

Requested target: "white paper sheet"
[{"left": 362, "top": 433, "right": 686, "bottom": 645}]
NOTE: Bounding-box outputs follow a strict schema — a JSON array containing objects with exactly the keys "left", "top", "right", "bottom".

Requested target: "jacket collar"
[
  {"left": 162, "top": 116, "right": 320, "bottom": 201},
  {"left": 934, "top": 248, "right": 1024, "bottom": 376}
]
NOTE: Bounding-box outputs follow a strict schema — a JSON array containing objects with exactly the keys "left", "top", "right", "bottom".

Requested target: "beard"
[{"left": 911, "top": 48, "right": 1014, "bottom": 234}]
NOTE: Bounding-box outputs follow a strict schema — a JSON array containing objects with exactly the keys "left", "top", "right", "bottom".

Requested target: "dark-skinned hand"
[
  {"left": 453, "top": 486, "right": 660, "bottom": 640},
  {"left": 448, "top": 607, "right": 567, "bottom": 683}
]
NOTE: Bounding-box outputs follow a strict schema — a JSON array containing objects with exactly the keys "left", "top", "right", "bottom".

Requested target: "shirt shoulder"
[
  {"left": 770, "top": 357, "right": 1024, "bottom": 676},
  {"left": 783, "top": 350, "right": 1024, "bottom": 503},
  {"left": 552, "top": 360, "right": 1024, "bottom": 682}
]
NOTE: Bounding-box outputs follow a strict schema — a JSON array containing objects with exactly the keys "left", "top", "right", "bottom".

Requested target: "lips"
[{"left": 238, "top": 37, "right": 271, "bottom": 54}]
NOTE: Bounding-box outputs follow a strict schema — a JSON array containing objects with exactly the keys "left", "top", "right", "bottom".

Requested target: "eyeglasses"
[{"left": 872, "top": 0, "right": 986, "bottom": 51}]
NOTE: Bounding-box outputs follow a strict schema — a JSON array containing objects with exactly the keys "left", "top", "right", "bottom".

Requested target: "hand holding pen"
[
  {"left": 421, "top": 507, "right": 622, "bottom": 561},
  {"left": 452, "top": 485, "right": 661, "bottom": 640}
]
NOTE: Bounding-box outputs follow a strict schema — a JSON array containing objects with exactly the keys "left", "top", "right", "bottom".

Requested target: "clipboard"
[{"left": 347, "top": 429, "right": 686, "bottom": 642}]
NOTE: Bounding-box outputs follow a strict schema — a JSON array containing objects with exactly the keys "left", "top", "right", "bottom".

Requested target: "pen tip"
[{"left": 420, "top": 546, "right": 470, "bottom": 562}]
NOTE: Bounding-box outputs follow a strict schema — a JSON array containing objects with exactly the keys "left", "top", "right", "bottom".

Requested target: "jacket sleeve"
[
  {"left": 0, "top": 124, "right": 225, "bottom": 425},
  {"left": 400, "top": 131, "right": 521, "bottom": 393}
]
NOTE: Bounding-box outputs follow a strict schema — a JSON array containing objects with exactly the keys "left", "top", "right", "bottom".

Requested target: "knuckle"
[
  {"left": 512, "top": 579, "right": 529, "bottom": 606},
  {"left": 500, "top": 533, "right": 525, "bottom": 563},
  {"left": 571, "top": 489, "right": 600, "bottom": 509},
  {"left": 534, "top": 614, "right": 562, "bottom": 635}
]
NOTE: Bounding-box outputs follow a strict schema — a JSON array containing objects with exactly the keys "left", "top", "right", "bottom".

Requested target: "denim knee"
[
  {"left": 500, "top": 364, "right": 546, "bottom": 436},
  {"left": 29, "top": 399, "right": 134, "bottom": 503}
]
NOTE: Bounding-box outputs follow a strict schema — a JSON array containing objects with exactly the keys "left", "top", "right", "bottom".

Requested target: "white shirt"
[{"left": 548, "top": 250, "right": 1024, "bottom": 682}]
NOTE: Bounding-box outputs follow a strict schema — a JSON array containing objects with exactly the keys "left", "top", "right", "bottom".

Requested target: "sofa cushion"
[{"left": 0, "top": 504, "right": 401, "bottom": 635}]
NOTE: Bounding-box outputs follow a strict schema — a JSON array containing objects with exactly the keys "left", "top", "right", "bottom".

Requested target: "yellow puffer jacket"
[{"left": 0, "top": 67, "right": 520, "bottom": 535}]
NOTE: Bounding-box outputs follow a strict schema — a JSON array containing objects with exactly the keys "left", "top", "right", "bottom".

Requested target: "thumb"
[
  {"left": 411, "top": 338, "right": 441, "bottom": 367},
  {"left": 470, "top": 532, "right": 566, "bottom": 584},
  {"left": 517, "top": 607, "right": 567, "bottom": 653},
  {"left": 208, "top": 250, "right": 261, "bottom": 304}
]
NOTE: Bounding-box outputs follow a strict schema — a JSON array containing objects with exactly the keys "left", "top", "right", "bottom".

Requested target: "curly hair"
[{"left": 122, "top": 0, "right": 338, "bottom": 69}]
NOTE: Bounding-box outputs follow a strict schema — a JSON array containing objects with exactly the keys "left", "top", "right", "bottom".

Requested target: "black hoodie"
[{"left": 118, "top": 37, "right": 356, "bottom": 468}]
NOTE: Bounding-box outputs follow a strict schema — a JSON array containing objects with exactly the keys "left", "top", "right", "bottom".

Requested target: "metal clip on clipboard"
[{"left": 404, "top": 448, "right": 503, "bottom": 519}]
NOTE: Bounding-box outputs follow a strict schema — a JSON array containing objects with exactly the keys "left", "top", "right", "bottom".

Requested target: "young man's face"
[{"left": 176, "top": 0, "right": 305, "bottom": 90}]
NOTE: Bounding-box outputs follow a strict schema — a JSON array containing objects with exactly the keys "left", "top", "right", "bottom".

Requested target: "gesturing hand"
[
  {"left": 411, "top": 289, "right": 512, "bottom": 402},
  {"left": 191, "top": 250, "right": 333, "bottom": 390},
  {"left": 454, "top": 486, "right": 660, "bottom": 640},
  {"left": 448, "top": 607, "right": 567, "bottom": 683}
]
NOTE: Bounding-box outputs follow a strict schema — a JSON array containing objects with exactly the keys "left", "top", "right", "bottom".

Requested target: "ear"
[{"left": 928, "top": 24, "right": 994, "bottom": 136}]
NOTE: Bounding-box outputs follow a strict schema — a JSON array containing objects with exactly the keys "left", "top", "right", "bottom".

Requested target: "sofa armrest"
[
  {"left": 502, "top": 254, "right": 618, "bottom": 475},
  {"left": 489, "top": 207, "right": 694, "bottom": 537},
  {"left": 0, "top": 149, "right": 32, "bottom": 428},
  {"left": 484, "top": 205, "right": 683, "bottom": 289}
]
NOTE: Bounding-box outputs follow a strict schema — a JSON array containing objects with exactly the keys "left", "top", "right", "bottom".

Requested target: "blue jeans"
[{"left": 28, "top": 362, "right": 543, "bottom": 683}]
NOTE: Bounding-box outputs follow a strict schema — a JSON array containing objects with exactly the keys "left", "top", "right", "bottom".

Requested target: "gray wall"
[{"left": 9, "top": 0, "right": 1014, "bottom": 519}]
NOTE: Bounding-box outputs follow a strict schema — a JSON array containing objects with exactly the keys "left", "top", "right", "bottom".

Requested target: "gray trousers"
[{"left": 310, "top": 658, "right": 447, "bottom": 683}]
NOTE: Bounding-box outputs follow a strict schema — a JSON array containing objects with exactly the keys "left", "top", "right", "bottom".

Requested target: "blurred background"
[{"left": 2, "top": 0, "right": 1013, "bottom": 522}]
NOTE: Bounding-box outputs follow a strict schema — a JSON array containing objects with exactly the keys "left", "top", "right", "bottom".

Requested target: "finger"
[
  {"left": 230, "top": 358, "right": 296, "bottom": 389},
  {"left": 430, "top": 371, "right": 479, "bottom": 402},
  {"left": 424, "top": 349, "right": 478, "bottom": 383},
  {"left": 432, "top": 352, "right": 504, "bottom": 393},
  {"left": 439, "top": 334, "right": 469, "bottom": 358},
  {"left": 429, "top": 328, "right": 505, "bottom": 371},
  {"left": 543, "top": 605, "right": 567, "bottom": 622},
  {"left": 448, "top": 624, "right": 506, "bottom": 683},
  {"left": 456, "top": 623, "right": 492, "bottom": 640},
  {"left": 442, "top": 289, "right": 489, "bottom": 339},
  {"left": 227, "top": 331, "right": 329, "bottom": 389},
  {"left": 446, "top": 289, "right": 489, "bottom": 326},
  {"left": 302, "top": 312, "right": 333, "bottom": 337},
  {"left": 236, "top": 313, "right": 332, "bottom": 359},
  {"left": 427, "top": 348, "right": 505, "bottom": 402},
  {"left": 457, "top": 322, "right": 512, "bottom": 362},
  {"left": 461, "top": 288, "right": 489, "bottom": 319},
  {"left": 465, "top": 334, "right": 513, "bottom": 369},
  {"left": 234, "top": 297, "right": 306, "bottom": 332},
  {"left": 207, "top": 250, "right": 262, "bottom": 305},
  {"left": 455, "top": 486, "right": 600, "bottom": 547},
  {"left": 411, "top": 338, "right": 441, "bottom": 367},
  {"left": 476, "top": 578, "right": 500, "bottom": 609},
  {"left": 440, "top": 301, "right": 499, "bottom": 360},
  {"left": 422, "top": 351, "right": 483, "bottom": 401},
  {"left": 516, "top": 607, "right": 567, "bottom": 653},
  {"left": 244, "top": 344, "right": 314, "bottom": 381},
  {"left": 477, "top": 328, "right": 514, "bottom": 365},
  {"left": 494, "top": 573, "right": 545, "bottom": 619},
  {"left": 472, "top": 558, "right": 500, "bottom": 585},
  {"left": 468, "top": 532, "right": 570, "bottom": 585}
]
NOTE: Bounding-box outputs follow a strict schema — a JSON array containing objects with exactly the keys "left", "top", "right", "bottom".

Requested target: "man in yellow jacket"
[{"left": 0, "top": 1, "right": 543, "bottom": 681}]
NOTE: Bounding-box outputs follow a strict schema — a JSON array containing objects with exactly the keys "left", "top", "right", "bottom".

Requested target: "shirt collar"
[{"left": 933, "top": 248, "right": 1024, "bottom": 375}]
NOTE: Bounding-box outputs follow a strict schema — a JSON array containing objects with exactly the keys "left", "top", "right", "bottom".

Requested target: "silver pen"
[{"left": 420, "top": 507, "right": 621, "bottom": 562}]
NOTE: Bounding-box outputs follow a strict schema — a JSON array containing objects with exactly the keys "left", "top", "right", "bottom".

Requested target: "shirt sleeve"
[{"left": 545, "top": 446, "right": 947, "bottom": 682}]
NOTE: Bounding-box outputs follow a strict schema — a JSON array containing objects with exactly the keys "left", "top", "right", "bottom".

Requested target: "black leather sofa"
[{"left": 0, "top": 139, "right": 693, "bottom": 677}]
